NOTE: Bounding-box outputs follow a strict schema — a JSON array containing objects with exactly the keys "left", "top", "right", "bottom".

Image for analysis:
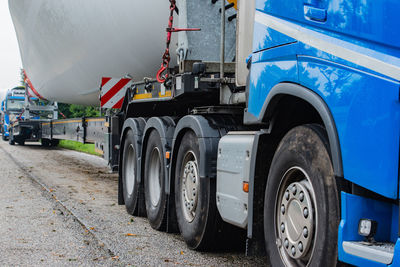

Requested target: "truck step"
[{"left": 342, "top": 241, "right": 394, "bottom": 264}]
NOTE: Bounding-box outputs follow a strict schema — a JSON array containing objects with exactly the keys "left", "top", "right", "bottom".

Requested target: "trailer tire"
[
  {"left": 264, "top": 124, "right": 339, "bottom": 266},
  {"left": 51, "top": 140, "right": 59, "bottom": 147},
  {"left": 175, "top": 131, "right": 217, "bottom": 250},
  {"left": 144, "top": 130, "right": 167, "bottom": 230},
  {"left": 41, "top": 139, "right": 50, "bottom": 147},
  {"left": 9, "top": 137, "right": 15, "bottom": 145},
  {"left": 17, "top": 140, "right": 25, "bottom": 146},
  {"left": 122, "top": 129, "right": 140, "bottom": 215}
]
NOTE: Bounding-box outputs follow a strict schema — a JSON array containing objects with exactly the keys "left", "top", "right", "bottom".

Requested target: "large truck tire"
[
  {"left": 41, "top": 139, "right": 50, "bottom": 147},
  {"left": 17, "top": 139, "right": 25, "bottom": 146},
  {"left": 122, "top": 129, "right": 140, "bottom": 215},
  {"left": 174, "top": 131, "right": 218, "bottom": 250},
  {"left": 144, "top": 130, "right": 167, "bottom": 230},
  {"left": 264, "top": 124, "right": 339, "bottom": 266},
  {"left": 51, "top": 140, "right": 59, "bottom": 147}
]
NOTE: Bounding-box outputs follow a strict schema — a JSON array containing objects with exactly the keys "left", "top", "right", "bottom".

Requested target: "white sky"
[{"left": 0, "top": 0, "right": 22, "bottom": 100}]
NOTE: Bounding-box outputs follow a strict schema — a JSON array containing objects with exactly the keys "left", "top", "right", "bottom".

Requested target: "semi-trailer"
[{"left": 10, "top": 0, "right": 400, "bottom": 266}]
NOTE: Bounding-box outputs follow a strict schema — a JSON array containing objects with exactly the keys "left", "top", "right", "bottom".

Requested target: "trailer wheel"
[
  {"left": 144, "top": 130, "right": 167, "bottom": 230},
  {"left": 51, "top": 140, "right": 59, "bottom": 147},
  {"left": 264, "top": 124, "right": 339, "bottom": 266},
  {"left": 122, "top": 129, "right": 140, "bottom": 215},
  {"left": 17, "top": 140, "right": 25, "bottom": 146},
  {"left": 41, "top": 139, "right": 50, "bottom": 147},
  {"left": 175, "top": 131, "right": 217, "bottom": 250}
]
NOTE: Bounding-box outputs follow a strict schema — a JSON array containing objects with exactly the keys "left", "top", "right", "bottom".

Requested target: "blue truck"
[
  {"left": 1, "top": 84, "right": 58, "bottom": 145},
  {"left": 105, "top": 0, "right": 400, "bottom": 265},
  {"left": 11, "top": 0, "right": 400, "bottom": 265},
  {"left": 114, "top": 0, "right": 400, "bottom": 265},
  {"left": 1, "top": 86, "right": 25, "bottom": 141}
]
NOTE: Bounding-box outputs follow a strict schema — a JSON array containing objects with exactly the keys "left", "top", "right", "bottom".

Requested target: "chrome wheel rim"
[
  {"left": 148, "top": 147, "right": 162, "bottom": 207},
  {"left": 180, "top": 151, "right": 199, "bottom": 223},
  {"left": 124, "top": 144, "right": 136, "bottom": 196},
  {"left": 275, "top": 167, "right": 317, "bottom": 266}
]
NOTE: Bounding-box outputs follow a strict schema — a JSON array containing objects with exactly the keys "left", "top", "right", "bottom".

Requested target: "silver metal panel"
[
  {"left": 216, "top": 132, "right": 256, "bottom": 228},
  {"left": 342, "top": 241, "right": 394, "bottom": 264},
  {"left": 236, "top": 0, "right": 255, "bottom": 86},
  {"left": 176, "top": 0, "right": 236, "bottom": 63},
  {"left": 85, "top": 118, "right": 107, "bottom": 143},
  {"left": 51, "top": 119, "right": 84, "bottom": 142}
]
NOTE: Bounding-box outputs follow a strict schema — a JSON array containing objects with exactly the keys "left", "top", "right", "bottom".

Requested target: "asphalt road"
[{"left": 0, "top": 140, "right": 266, "bottom": 266}]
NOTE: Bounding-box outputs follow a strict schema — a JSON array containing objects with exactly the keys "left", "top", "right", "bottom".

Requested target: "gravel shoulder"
[
  {"left": 0, "top": 143, "right": 112, "bottom": 266},
  {"left": 0, "top": 141, "right": 266, "bottom": 266}
]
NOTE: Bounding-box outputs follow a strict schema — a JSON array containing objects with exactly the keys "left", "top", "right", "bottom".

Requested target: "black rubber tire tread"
[
  {"left": 122, "top": 129, "right": 140, "bottom": 215},
  {"left": 9, "top": 137, "right": 15, "bottom": 145},
  {"left": 264, "top": 124, "right": 340, "bottom": 267},
  {"left": 17, "top": 140, "right": 25, "bottom": 146},
  {"left": 174, "top": 131, "right": 219, "bottom": 251},
  {"left": 41, "top": 139, "right": 50, "bottom": 147},
  {"left": 144, "top": 130, "right": 167, "bottom": 231},
  {"left": 51, "top": 140, "right": 59, "bottom": 147}
]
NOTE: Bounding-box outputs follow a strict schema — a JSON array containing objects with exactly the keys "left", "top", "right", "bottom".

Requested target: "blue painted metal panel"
[
  {"left": 252, "top": 22, "right": 296, "bottom": 53},
  {"left": 257, "top": 0, "right": 400, "bottom": 54},
  {"left": 297, "top": 51, "right": 400, "bottom": 199},
  {"left": 8, "top": 96, "right": 24, "bottom": 100},
  {"left": 248, "top": 43, "right": 299, "bottom": 117},
  {"left": 339, "top": 192, "right": 398, "bottom": 265},
  {"left": 250, "top": 0, "right": 400, "bottom": 264},
  {"left": 250, "top": 1, "right": 400, "bottom": 199}
]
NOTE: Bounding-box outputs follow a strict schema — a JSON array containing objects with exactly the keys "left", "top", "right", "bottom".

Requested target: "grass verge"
[{"left": 58, "top": 140, "right": 102, "bottom": 156}]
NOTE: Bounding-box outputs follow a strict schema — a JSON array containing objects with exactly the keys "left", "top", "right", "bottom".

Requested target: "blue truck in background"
[
  {"left": 10, "top": 0, "right": 400, "bottom": 265},
  {"left": 1, "top": 84, "right": 58, "bottom": 145},
  {"left": 1, "top": 86, "right": 25, "bottom": 141}
]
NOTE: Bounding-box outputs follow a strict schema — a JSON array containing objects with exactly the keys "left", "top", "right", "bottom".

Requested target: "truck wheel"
[
  {"left": 264, "top": 124, "right": 339, "bottom": 266},
  {"left": 144, "top": 130, "right": 167, "bottom": 230},
  {"left": 175, "top": 131, "right": 217, "bottom": 250},
  {"left": 122, "top": 129, "right": 139, "bottom": 215},
  {"left": 17, "top": 140, "right": 25, "bottom": 146},
  {"left": 41, "top": 139, "right": 50, "bottom": 147},
  {"left": 9, "top": 136, "right": 15, "bottom": 145},
  {"left": 51, "top": 140, "right": 59, "bottom": 147}
]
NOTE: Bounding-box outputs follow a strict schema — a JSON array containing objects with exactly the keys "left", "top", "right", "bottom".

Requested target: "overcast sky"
[{"left": 0, "top": 0, "right": 22, "bottom": 99}]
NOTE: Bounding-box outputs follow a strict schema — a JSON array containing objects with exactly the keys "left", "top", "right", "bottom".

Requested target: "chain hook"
[{"left": 156, "top": 0, "right": 200, "bottom": 83}]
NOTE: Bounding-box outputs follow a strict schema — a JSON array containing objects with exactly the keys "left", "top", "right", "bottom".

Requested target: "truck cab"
[{"left": 1, "top": 87, "right": 25, "bottom": 140}]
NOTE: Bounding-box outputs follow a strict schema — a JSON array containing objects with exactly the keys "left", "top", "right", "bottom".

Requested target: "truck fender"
[
  {"left": 141, "top": 116, "right": 177, "bottom": 193},
  {"left": 118, "top": 117, "right": 146, "bottom": 205},
  {"left": 170, "top": 115, "right": 220, "bottom": 185},
  {"left": 244, "top": 82, "right": 343, "bottom": 176}
]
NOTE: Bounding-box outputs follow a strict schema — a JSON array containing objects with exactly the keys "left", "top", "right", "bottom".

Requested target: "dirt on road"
[{"left": 0, "top": 141, "right": 266, "bottom": 266}]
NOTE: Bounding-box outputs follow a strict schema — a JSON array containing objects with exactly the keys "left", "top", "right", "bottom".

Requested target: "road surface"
[{"left": 0, "top": 140, "right": 266, "bottom": 266}]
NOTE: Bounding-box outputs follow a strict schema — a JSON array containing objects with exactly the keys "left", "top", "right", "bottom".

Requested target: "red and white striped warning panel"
[{"left": 100, "top": 77, "right": 132, "bottom": 109}]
